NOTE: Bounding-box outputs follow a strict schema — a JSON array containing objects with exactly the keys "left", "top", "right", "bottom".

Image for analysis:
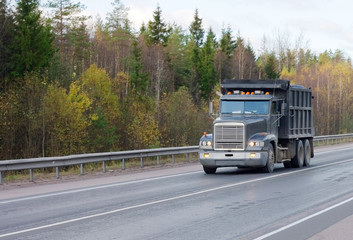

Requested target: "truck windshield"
[{"left": 221, "top": 101, "right": 270, "bottom": 115}]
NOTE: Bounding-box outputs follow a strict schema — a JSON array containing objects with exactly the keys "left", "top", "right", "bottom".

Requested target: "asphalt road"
[{"left": 1, "top": 143, "right": 353, "bottom": 240}]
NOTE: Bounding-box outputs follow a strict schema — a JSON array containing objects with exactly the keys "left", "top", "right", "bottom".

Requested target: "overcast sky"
[{"left": 82, "top": 0, "right": 353, "bottom": 59}]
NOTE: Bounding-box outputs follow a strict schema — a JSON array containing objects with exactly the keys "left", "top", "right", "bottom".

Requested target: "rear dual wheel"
[
  {"left": 303, "top": 139, "right": 311, "bottom": 167},
  {"left": 291, "top": 140, "right": 304, "bottom": 168},
  {"left": 291, "top": 139, "right": 311, "bottom": 168}
]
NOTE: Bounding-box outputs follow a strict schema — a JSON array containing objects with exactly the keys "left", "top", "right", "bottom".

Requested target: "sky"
[{"left": 76, "top": 0, "right": 353, "bottom": 59}]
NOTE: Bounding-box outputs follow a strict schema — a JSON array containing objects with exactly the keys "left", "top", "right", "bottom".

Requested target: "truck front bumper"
[{"left": 199, "top": 150, "right": 268, "bottom": 168}]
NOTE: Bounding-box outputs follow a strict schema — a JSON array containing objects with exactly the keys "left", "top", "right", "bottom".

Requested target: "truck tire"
[
  {"left": 262, "top": 144, "right": 275, "bottom": 173},
  {"left": 303, "top": 139, "right": 311, "bottom": 167},
  {"left": 203, "top": 166, "right": 217, "bottom": 174},
  {"left": 291, "top": 140, "right": 304, "bottom": 168}
]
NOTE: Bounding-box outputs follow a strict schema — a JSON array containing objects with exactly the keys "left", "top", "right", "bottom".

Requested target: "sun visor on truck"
[{"left": 221, "top": 79, "right": 290, "bottom": 95}]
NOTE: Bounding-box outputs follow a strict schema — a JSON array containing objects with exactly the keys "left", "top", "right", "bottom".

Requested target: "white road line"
[
  {"left": 0, "top": 171, "right": 202, "bottom": 205},
  {"left": 2, "top": 158, "right": 353, "bottom": 238},
  {"left": 253, "top": 196, "right": 353, "bottom": 240}
]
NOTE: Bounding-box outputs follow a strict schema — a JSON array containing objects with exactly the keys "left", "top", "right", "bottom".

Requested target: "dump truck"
[{"left": 199, "top": 79, "right": 315, "bottom": 173}]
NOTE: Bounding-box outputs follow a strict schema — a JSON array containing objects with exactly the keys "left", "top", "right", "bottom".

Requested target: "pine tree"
[
  {"left": 10, "top": 0, "right": 55, "bottom": 78},
  {"left": 188, "top": 9, "right": 205, "bottom": 105},
  {"left": 264, "top": 53, "right": 280, "bottom": 79},
  {"left": 130, "top": 39, "right": 149, "bottom": 95},
  {"left": 106, "top": 0, "right": 130, "bottom": 32},
  {"left": 219, "top": 26, "right": 235, "bottom": 57},
  {"left": 189, "top": 9, "right": 204, "bottom": 48},
  {"left": 199, "top": 28, "right": 216, "bottom": 100},
  {"left": 47, "top": 0, "right": 86, "bottom": 54},
  {"left": 147, "top": 5, "right": 170, "bottom": 46},
  {"left": 68, "top": 20, "right": 91, "bottom": 77},
  {"left": 164, "top": 25, "right": 191, "bottom": 90}
]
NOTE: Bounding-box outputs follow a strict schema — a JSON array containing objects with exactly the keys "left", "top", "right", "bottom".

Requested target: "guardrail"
[
  {"left": 1, "top": 134, "right": 353, "bottom": 184},
  {"left": 314, "top": 133, "right": 353, "bottom": 145}
]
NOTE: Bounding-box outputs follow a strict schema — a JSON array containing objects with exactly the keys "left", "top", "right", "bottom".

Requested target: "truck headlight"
[
  {"left": 248, "top": 141, "right": 264, "bottom": 147},
  {"left": 201, "top": 141, "right": 212, "bottom": 146}
]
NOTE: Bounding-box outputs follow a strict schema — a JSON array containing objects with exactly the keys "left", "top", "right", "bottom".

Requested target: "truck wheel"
[
  {"left": 262, "top": 144, "right": 275, "bottom": 173},
  {"left": 203, "top": 166, "right": 217, "bottom": 174},
  {"left": 303, "top": 139, "right": 311, "bottom": 167},
  {"left": 291, "top": 140, "right": 304, "bottom": 168}
]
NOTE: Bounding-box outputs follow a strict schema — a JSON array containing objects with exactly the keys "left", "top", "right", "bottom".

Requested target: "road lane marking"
[
  {"left": 2, "top": 158, "right": 353, "bottom": 238},
  {"left": 253, "top": 196, "right": 353, "bottom": 240},
  {"left": 0, "top": 171, "right": 202, "bottom": 205}
]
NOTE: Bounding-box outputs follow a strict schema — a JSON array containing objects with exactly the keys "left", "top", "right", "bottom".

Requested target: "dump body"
[{"left": 199, "top": 79, "right": 315, "bottom": 174}]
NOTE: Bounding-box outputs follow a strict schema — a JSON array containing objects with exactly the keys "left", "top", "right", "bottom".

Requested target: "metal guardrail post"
[
  {"left": 103, "top": 161, "right": 106, "bottom": 173},
  {"left": 30, "top": 169, "right": 34, "bottom": 182},
  {"left": 56, "top": 167, "right": 60, "bottom": 179},
  {"left": 80, "top": 164, "right": 84, "bottom": 175},
  {"left": 172, "top": 155, "right": 175, "bottom": 164},
  {"left": 140, "top": 154, "right": 143, "bottom": 168},
  {"left": 0, "top": 171, "right": 2, "bottom": 185},
  {"left": 186, "top": 153, "right": 189, "bottom": 162},
  {"left": 157, "top": 156, "right": 160, "bottom": 165},
  {"left": 122, "top": 159, "right": 125, "bottom": 170}
]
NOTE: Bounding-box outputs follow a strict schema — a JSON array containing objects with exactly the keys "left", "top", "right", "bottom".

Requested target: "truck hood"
[{"left": 214, "top": 116, "right": 268, "bottom": 137}]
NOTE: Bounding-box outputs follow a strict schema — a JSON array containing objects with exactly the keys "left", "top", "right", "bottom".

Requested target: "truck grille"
[{"left": 214, "top": 123, "right": 244, "bottom": 150}]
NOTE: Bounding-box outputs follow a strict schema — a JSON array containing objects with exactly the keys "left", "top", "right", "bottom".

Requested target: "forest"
[{"left": 1, "top": 0, "right": 353, "bottom": 160}]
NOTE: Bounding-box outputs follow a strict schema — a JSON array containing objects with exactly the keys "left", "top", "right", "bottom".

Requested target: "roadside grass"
[{"left": 2, "top": 153, "right": 199, "bottom": 183}]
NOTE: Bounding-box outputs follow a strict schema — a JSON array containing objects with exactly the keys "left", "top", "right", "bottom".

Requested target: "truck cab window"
[{"left": 221, "top": 101, "right": 269, "bottom": 115}]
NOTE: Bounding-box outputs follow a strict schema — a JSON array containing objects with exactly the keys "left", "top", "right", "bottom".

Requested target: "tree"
[
  {"left": 68, "top": 20, "right": 91, "bottom": 77},
  {"left": 105, "top": 0, "right": 133, "bottom": 77},
  {"left": 0, "top": 0, "right": 14, "bottom": 82},
  {"left": 188, "top": 9, "right": 205, "bottom": 105},
  {"left": 10, "top": 0, "right": 55, "bottom": 78},
  {"left": 264, "top": 53, "right": 280, "bottom": 79},
  {"left": 189, "top": 9, "right": 204, "bottom": 48},
  {"left": 215, "top": 26, "right": 235, "bottom": 84},
  {"left": 147, "top": 5, "right": 170, "bottom": 46},
  {"left": 245, "top": 43, "right": 259, "bottom": 79},
  {"left": 106, "top": 0, "right": 130, "bottom": 32},
  {"left": 159, "top": 87, "right": 211, "bottom": 146},
  {"left": 125, "top": 96, "right": 160, "bottom": 149},
  {"left": 164, "top": 25, "right": 191, "bottom": 90},
  {"left": 46, "top": 0, "right": 86, "bottom": 54},
  {"left": 199, "top": 28, "right": 216, "bottom": 100},
  {"left": 80, "top": 64, "right": 120, "bottom": 151},
  {"left": 129, "top": 38, "right": 149, "bottom": 95},
  {"left": 44, "top": 83, "right": 92, "bottom": 156},
  {"left": 232, "top": 36, "right": 259, "bottom": 79},
  {"left": 219, "top": 25, "right": 235, "bottom": 56}
]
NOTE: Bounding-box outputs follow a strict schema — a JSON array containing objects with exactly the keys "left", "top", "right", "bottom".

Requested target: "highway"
[{"left": 1, "top": 143, "right": 353, "bottom": 240}]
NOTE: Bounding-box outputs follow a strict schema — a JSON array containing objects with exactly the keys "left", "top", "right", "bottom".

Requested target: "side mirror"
[{"left": 209, "top": 101, "right": 213, "bottom": 115}]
